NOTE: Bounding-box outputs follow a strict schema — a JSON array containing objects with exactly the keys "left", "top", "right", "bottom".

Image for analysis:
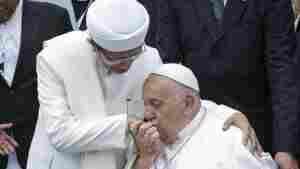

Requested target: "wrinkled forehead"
[{"left": 143, "top": 74, "right": 179, "bottom": 99}]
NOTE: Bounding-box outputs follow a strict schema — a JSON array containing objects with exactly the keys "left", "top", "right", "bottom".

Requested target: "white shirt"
[
  {"left": 0, "top": 0, "right": 23, "bottom": 86},
  {"left": 151, "top": 100, "right": 277, "bottom": 169},
  {"left": 295, "top": 15, "right": 300, "bottom": 31},
  {"left": 224, "top": 0, "right": 227, "bottom": 6},
  {"left": 125, "top": 100, "right": 277, "bottom": 169}
]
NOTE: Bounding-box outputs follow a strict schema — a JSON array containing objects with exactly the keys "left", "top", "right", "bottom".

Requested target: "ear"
[{"left": 183, "top": 95, "right": 195, "bottom": 115}]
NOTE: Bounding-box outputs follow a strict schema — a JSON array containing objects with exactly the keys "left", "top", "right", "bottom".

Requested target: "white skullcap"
[
  {"left": 151, "top": 64, "right": 200, "bottom": 92},
  {"left": 86, "top": 0, "right": 149, "bottom": 52}
]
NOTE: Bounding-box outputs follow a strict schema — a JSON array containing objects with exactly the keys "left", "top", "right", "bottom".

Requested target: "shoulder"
[
  {"left": 26, "top": 0, "right": 69, "bottom": 18},
  {"left": 195, "top": 105, "right": 243, "bottom": 149},
  {"left": 39, "top": 31, "right": 91, "bottom": 64},
  {"left": 135, "top": 45, "right": 163, "bottom": 66},
  {"left": 44, "top": 31, "right": 86, "bottom": 46}
]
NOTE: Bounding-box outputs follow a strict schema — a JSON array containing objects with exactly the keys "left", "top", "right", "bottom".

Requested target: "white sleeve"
[
  {"left": 37, "top": 55, "right": 127, "bottom": 153},
  {"left": 232, "top": 130, "right": 278, "bottom": 169},
  {"left": 202, "top": 100, "right": 240, "bottom": 121}
]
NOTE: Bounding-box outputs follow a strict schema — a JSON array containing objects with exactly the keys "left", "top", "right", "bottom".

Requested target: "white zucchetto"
[
  {"left": 86, "top": 0, "right": 149, "bottom": 52},
  {"left": 151, "top": 64, "right": 200, "bottom": 92}
]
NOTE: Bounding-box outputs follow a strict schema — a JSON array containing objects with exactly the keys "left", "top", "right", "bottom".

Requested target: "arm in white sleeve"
[
  {"left": 232, "top": 129, "right": 278, "bottom": 169},
  {"left": 202, "top": 100, "right": 240, "bottom": 121},
  {"left": 37, "top": 54, "right": 127, "bottom": 153}
]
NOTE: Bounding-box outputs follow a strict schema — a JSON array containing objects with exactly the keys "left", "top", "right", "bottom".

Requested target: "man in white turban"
[
  {"left": 126, "top": 64, "right": 277, "bottom": 169},
  {"left": 26, "top": 0, "right": 161, "bottom": 169},
  {"left": 26, "top": 0, "right": 260, "bottom": 169}
]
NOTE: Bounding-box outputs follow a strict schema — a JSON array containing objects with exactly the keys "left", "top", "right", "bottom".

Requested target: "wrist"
[
  {"left": 135, "top": 155, "right": 155, "bottom": 169},
  {"left": 275, "top": 152, "right": 296, "bottom": 161}
]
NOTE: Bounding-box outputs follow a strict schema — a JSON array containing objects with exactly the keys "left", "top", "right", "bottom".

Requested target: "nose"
[{"left": 144, "top": 106, "right": 156, "bottom": 122}]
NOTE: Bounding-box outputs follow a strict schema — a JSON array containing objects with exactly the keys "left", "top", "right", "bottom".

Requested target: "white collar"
[{"left": 164, "top": 103, "right": 207, "bottom": 161}]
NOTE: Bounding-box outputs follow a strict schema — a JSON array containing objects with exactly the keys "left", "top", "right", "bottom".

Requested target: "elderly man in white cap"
[
  {"left": 126, "top": 64, "right": 277, "bottom": 169},
  {"left": 26, "top": 0, "right": 260, "bottom": 169}
]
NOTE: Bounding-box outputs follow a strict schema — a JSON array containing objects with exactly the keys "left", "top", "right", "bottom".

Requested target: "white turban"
[
  {"left": 151, "top": 64, "right": 200, "bottom": 92},
  {"left": 86, "top": 0, "right": 149, "bottom": 52}
]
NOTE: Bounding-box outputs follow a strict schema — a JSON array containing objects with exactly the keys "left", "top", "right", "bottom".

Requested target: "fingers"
[
  {"left": 138, "top": 122, "right": 155, "bottom": 137},
  {"left": 0, "top": 130, "right": 19, "bottom": 147},
  {"left": 136, "top": 122, "right": 160, "bottom": 156},
  {"left": 0, "top": 140, "right": 15, "bottom": 155},
  {"left": 3, "top": 133, "right": 19, "bottom": 147},
  {"left": 254, "top": 132, "right": 263, "bottom": 156},
  {"left": 0, "top": 129, "right": 18, "bottom": 156},
  {"left": 128, "top": 120, "right": 143, "bottom": 131},
  {"left": 222, "top": 114, "right": 235, "bottom": 131},
  {"left": 0, "top": 123, "right": 13, "bottom": 130},
  {"left": 144, "top": 127, "right": 158, "bottom": 148},
  {"left": 241, "top": 125, "right": 251, "bottom": 146},
  {"left": 2, "top": 141, "right": 15, "bottom": 154},
  {"left": 0, "top": 147, "right": 5, "bottom": 155}
]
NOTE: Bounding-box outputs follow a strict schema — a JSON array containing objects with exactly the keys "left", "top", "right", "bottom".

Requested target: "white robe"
[
  {"left": 125, "top": 100, "right": 277, "bottom": 169},
  {"left": 26, "top": 31, "right": 162, "bottom": 169}
]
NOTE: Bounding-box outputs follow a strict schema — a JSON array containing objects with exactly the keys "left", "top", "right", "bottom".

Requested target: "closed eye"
[{"left": 150, "top": 99, "right": 161, "bottom": 109}]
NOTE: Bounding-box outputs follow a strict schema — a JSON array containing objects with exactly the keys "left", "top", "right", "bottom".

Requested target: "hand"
[
  {"left": 128, "top": 120, "right": 143, "bottom": 131},
  {"left": 0, "top": 123, "right": 19, "bottom": 156},
  {"left": 135, "top": 122, "right": 161, "bottom": 161},
  {"left": 223, "top": 112, "right": 263, "bottom": 156},
  {"left": 275, "top": 152, "right": 299, "bottom": 169}
]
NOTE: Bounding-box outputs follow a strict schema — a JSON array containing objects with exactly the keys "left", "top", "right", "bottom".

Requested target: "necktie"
[
  {"left": 210, "top": 0, "right": 224, "bottom": 21},
  {"left": 0, "top": 156, "right": 8, "bottom": 169}
]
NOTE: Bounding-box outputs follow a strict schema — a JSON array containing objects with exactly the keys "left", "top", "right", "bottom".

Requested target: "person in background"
[
  {"left": 165, "top": 0, "right": 300, "bottom": 168},
  {"left": 0, "top": 0, "right": 72, "bottom": 169}
]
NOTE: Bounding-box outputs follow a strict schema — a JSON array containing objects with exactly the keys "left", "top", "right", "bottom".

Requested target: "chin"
[
  {"left": 111, "top": 64, "right": 131, "bottom": 73},
  {"left": 160, "top": 133, "right": 176, "bottom": 145},
  {"left": 112, "top": 68, "right": 130, "bottom": 74}
]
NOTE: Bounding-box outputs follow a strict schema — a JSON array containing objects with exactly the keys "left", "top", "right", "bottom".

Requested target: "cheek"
[
  {"left": 0, "top": 4, "right": 16, "bottom": 23},
  {"left": 157, "top": 110, "right": 173, "bottom": 132}
]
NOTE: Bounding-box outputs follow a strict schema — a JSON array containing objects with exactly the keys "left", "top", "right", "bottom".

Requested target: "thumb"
[
  {"left": 0, "top": 123, "right": 13, "bottom": 130},
  {"left": 222, "top": 116, "right": 235, "bottom": 131}
]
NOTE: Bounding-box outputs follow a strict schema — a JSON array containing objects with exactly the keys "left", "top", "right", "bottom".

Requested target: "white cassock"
[
  {"left": 125, "top": 100, "right": 278, "bottom": 169},
  {"left": 26, "top": 31, "right": 162, "bottom": 169}
]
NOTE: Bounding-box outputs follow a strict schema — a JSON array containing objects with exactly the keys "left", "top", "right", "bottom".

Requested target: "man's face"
[
  {"left": 0, "top": 0, "right": 19, "bottom": 23},
  {"left": 98, "top": 45, "right": 143, "bottom": 74},
  {"left": 295, "top": 0, "right": 300, "bottom": 15},
  {"left": 143, "top": 75, "right": 187, "bottom": 144}
]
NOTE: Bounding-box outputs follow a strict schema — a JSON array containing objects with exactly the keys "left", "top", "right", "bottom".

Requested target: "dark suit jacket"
[
  {"left": 0, "top": 1, "right": 72, "bottom": 168},
  {"left": 139, "top": 0, "right": 181, "bottom": 63},
  {"left": 166, "top": 0, "right": 300, "bottom": 154}
]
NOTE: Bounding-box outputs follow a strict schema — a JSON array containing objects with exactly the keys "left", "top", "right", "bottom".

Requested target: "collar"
[{"left": 164, "top": 103, "right": 207, "bottom": 161}]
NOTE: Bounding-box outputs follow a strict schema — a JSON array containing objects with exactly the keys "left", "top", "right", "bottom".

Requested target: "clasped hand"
[
  {"left": 129, "top": 121, "right": 161, "bottom": 161},
  {"left": 0, "top": 123, "right": 19, "bottom": 156}
]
